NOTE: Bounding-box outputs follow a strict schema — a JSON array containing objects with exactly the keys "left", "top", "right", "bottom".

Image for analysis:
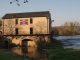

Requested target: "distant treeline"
[{"left": 52, "top": 21, "right": 80, "bottom": 36}]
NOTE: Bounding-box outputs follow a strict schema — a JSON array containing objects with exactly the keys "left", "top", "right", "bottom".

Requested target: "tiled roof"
[{"left": 2, "top": 11, "right": 50, "bottom": 19}]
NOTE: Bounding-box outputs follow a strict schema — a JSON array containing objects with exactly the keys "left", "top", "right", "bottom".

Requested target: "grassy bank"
[
  {"left": 46, "top": 48, "right": 80, "bottom": 60},
  {"left": 45, "top": 38, "right": 80, "bottom": 60},
  {"left": 0, "top": 49, "right": 23, "bottom": 60},
  {"left": 45, "top": 38, "right": 63, "bottom": 49}
]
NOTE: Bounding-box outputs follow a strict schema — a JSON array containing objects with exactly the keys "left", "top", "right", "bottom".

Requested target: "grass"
[
  {"left": 0, "top": 49, "right": 23, "bottom": 60},
  {"left": 45, "top": 37, "right": 80, "bottom": 60},
  {"left": 46, "top": 48, "right": 80, "bottom": 60},
  {"left": 45, "top": 38, "right": 63, "bottom": 49}
]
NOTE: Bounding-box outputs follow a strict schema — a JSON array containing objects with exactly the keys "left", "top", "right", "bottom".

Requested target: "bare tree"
[
  {"left": 52, "top": 27, "right": 59, "bottom": 36},
  {"left": 4, "top": 19, "right": 15, "bottom": 35},
  {"left": 33, "top": 21, "right": 47, "bottom": 48},
  {"left": 10, "top": 0, "right": 28, "bottom": 6},
  {"left": 34, "top": 21, "right": 47, "bottom": 34},
  {"left": 59, "top": 21, "right": 80, "bottom": 35}
]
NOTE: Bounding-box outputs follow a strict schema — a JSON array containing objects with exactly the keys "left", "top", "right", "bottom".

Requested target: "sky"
[{"left": 0, "top": 0, "right": 80, "bottom": 27}]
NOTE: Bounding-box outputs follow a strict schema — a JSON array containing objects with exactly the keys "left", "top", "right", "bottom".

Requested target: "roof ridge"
[
  {"left": 2, "top": 11, "right": 50, "bottom": 19},
  {"left": 6, "top": 11, "right": 49, "bottom": 14}
]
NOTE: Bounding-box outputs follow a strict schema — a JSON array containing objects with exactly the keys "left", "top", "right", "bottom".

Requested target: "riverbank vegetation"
[
  {"left": 0, "top": 49, "right": 23, "bottom": 60},
  {"left": 45, "top": 38, "right": 63, "bottom": 49},
  {"left": 46, "top": 37, "right": 80, "bottom": 60},
  {"left": 46, "top": 48, "right": 80, "bottom": 60},
  {"left": 52, "top": 21, "right": 80, "bottom": 36}
]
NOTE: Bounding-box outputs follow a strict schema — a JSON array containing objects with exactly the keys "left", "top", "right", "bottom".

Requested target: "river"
[
  {"left": 11, "top": 47, "right": 48, "bottom": 60},
  {"left": 10, "top": 35, "right": 80, "bottom": 60},
  {"left": 53, "top": 35, "right": 80, "bottom": 49}
]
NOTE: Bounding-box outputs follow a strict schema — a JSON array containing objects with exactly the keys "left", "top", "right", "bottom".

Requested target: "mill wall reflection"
[{"left": 11, "top": 47, "right": 48, "bottom": 60}]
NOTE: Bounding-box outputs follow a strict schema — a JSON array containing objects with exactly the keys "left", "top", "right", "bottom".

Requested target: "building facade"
[{"left": 2, "top": 11, "right": 51, "bottom": 47}]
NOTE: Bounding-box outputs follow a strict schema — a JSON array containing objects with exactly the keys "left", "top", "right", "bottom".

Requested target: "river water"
[
  {"left": 11, "top": 47, "right": 48, "bottom": 60},
  {"left": 53, "top": 35, "right": 80, "bottom": 49},
  {"left": 10, "top": 35, "right": 80, "bottom": 60}
]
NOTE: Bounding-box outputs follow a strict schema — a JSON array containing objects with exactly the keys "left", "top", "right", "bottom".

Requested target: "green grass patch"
[
  {"left": 45, "top": 38, "right": 63, "bottom": 49},
  {"left": 0, "top": 49, "right": 23, "bottom": 60},
  {"left": 46, "top": 48, "right": 80, "bottom": 60},
  {"left": 45, "top": 38, "right": 80, "bottom": 60}
]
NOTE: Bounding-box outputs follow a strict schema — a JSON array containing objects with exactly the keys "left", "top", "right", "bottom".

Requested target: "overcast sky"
[{"left": 0, "top": 0, "right": 80, "bottom": 26}]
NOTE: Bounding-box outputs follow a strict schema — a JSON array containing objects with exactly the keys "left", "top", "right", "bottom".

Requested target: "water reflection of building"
[
  {"left": 11, "top": 47, "right": 48, "bottom": 60},
  {"left": 2, "top": 11, "right": 52, "bottom": 47}
]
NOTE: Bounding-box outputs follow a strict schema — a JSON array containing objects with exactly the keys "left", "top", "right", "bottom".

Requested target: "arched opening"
[
  {"left": 22, "top": 40, "right": 28, "bottom": 47},
  {"left": 4, "top": 41, "right": 8, "bottom": 49},
  {"left": 21, "top": 39, "right": 32, "bottom": 54},
  {"left": 22, "top": 39, "right": 32, "bottom": 47}
]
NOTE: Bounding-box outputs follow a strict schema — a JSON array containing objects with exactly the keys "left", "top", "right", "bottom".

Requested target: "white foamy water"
[{"left": 53, "top": 35, "right": 80, "bottom": 49}]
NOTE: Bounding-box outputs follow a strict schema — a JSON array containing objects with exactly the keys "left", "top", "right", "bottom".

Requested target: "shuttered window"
[
  {"left": 30, "top": 18, "right": 33, "bottom": 24},
  {"left": 15, "top": 19, "right": 18, "bottom": 24},
  {"left": 30, "top": 28, "right": 33, "bottom": 34},
  {"left": 15, "top": 28, "right": 18, "bottom": 35}
]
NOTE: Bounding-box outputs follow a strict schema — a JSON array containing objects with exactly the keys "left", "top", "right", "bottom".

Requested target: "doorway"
[{"left": 4, "top": 41, "right": 8, "bottom": 49}]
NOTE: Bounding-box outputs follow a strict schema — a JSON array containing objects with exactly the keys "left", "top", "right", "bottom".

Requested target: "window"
[
  {"left": 30, "top": 18, "right": 33, "bottom": 24},
  {"left": 15, "top": 19, "right": 18, "bottom": 24},
  {"left": 15, "top": 28, "right": 18, "bottom": 35},
  {"left": 30, "top": 28, "right": 33, "bottom": 34}
]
